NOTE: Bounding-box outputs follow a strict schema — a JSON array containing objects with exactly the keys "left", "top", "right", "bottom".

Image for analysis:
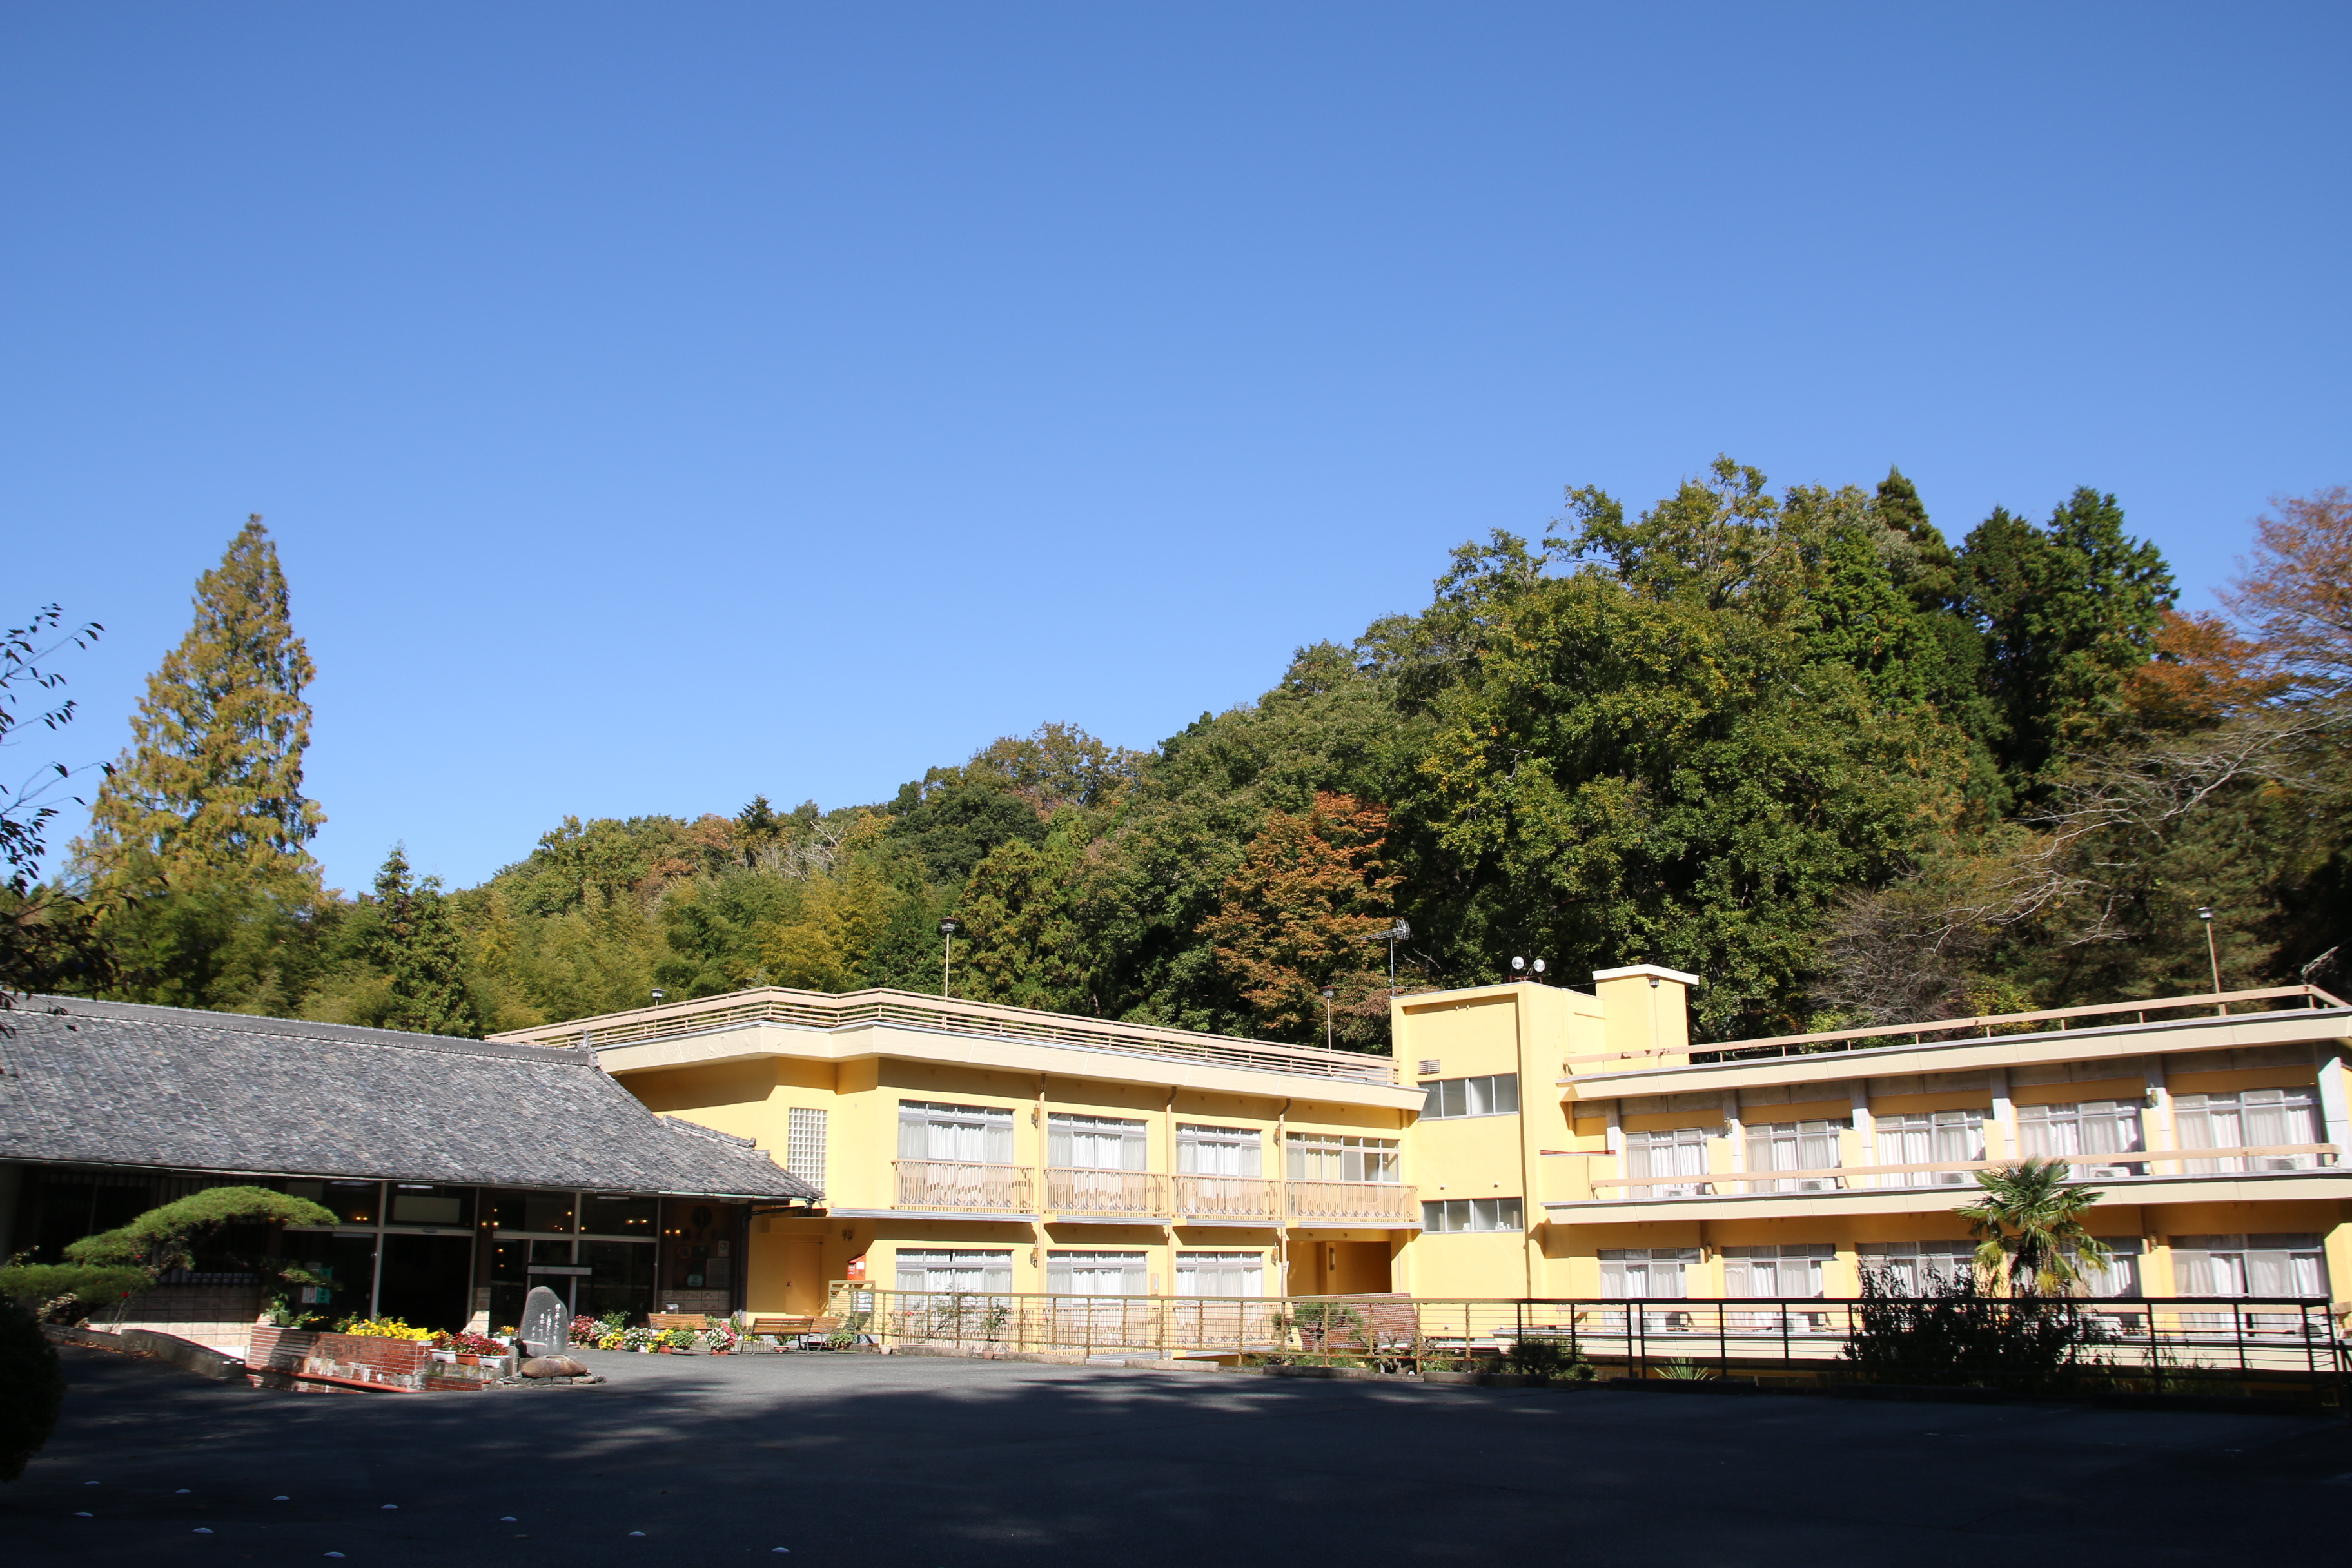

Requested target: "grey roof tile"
[{"left": 0, "top": 997, "right": 816, "bottom": 1201}]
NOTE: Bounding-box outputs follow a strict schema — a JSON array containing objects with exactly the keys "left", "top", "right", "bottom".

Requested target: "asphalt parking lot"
[{"left": 9, "top": 1344, "right": 2351, "bottom": 1567}]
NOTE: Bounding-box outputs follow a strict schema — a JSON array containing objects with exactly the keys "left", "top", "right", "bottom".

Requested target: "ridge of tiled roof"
[{"left": 0, "top": 996, "right": 817, "bottom": 1201}]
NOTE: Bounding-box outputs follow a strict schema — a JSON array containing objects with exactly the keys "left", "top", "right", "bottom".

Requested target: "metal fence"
[{"left": 827, "top": 1286, "right": 2349, "bottom": 1396}]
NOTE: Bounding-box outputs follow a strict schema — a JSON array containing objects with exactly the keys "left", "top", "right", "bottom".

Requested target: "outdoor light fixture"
[
  {"left": 2196, "top": 906, "right": 2221, "bottom": 995},
  {"left": 650, "top": 988, "right": 665, "bottom": 1004},
  {"left": 937, "top": 917, "right": 961, "bottom": 999},
  {"left": 1532, "top": 959, "right": 1547, "bottom": 981},
  {"left": 1362, "top": 919, "right": 1411, "bottom": 999},
  {"left": 1320, "top": 985, "right": 1337, "bottom": 1051},
  {"left": 1511, "top": 956, "right": 1525, "bottom": 977}
]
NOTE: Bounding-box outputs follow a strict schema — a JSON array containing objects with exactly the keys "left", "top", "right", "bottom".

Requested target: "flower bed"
[{"left": 248, "top": 1324, "right": 511, "bottom": 1392}]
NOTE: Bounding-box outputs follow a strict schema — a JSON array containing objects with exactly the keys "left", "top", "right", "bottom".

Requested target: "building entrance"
[{"left": 378, "top": 1233, "right": 475, "bottom": 1331}]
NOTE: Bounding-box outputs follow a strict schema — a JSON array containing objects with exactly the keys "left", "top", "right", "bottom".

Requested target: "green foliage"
[
  {"left": 63, "top": 1185, "right": 335, "bottom": 1277},
  {"left": 1502, "top": 1335, "right": 1593, "bottom": 1382},
  {"left": 0, "top": 606, "right": 116, "bottom": 1016},
  {"left": 1955, "top": 1158, "right": 2110, "bottom": 1297},
  {"left": 0, "top": 1262, "right": 152, "bottom": 1315},
  {"left": 75, "top": 516, "right": 323, "bottom": 890},
  {"left": 1843, "top": 1266, "right": 2110, "bottom": 1393},
  {"left": 0, "top": 1297, "right": 66, "bottom": 1482},
  {"left": 68, "top": 461, "right": 2347, "bottom": 1055}
]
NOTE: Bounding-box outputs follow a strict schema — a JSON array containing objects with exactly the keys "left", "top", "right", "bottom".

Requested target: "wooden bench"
[
  {"left": 745, "top": 1315, "right": 815, "bottom": 1338},
  {"left": 647, "top": 1313, "right": 714, "bottom": 1331}
]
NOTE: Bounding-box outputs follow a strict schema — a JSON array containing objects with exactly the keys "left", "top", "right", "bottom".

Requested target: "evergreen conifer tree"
[
  {"left": 362, "top": 845, "right": 480, "bottom": 1037},
  {"left": 74, "top": 516, "right": 323, "bottom": 890}
]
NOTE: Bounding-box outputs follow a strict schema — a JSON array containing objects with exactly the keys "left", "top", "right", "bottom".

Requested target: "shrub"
[
  {"left": 1503, "top": 1336, "right": 1595, "bottom": 1383},
  {"left": 0, "top": 1297, "right": 66, "bottom": 1482},
  {"left": 0, "top": 1263, "right": 151, "bottom": 1322},
  {"left": 1843, "top": 1266, "right": 2110, "bottom": 1393},
  {"left": 62, "top": 1186, "right": 335, "bottom": 1277}
]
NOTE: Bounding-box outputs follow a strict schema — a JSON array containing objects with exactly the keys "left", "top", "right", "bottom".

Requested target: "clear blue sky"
[{"left": 8, "top": 4, "right": 2347, "bottom": 892}]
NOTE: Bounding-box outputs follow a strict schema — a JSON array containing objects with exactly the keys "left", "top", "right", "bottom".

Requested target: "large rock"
[{"left": 520, "top": 1355, "right": 588, "bottom": 1378}]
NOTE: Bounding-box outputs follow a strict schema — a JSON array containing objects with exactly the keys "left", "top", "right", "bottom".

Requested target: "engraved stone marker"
[{"left": 518, "top": 1286, "right": 569, "bottom": 1357}]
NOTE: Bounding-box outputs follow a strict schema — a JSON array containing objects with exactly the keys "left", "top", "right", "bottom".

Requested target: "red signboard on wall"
[{"left": 845, "top": 1255, "right": 866, "bottom": 1282}]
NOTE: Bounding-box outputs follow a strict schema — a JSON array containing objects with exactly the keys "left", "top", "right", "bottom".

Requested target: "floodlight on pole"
[
  {"left": 1511, "top": 956, "right": 1525, "bottom": 982},
  {"left": 1361, "top": 918, "right": 1411, "bottom": 998},
  {"left": 938, "top": 917, "right": 961, "bottom": 999}
]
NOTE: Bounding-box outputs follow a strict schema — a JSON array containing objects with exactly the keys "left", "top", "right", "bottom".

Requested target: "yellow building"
[
  {"left": 494, "top": 990, "right": 1424, "bottom": 1312},
  {"left": 1397, "top": 965, "right": 2351, "bottom": 1315},
  {"left": 494, "top": 967, "right": 2351, "bottom": 1322}
]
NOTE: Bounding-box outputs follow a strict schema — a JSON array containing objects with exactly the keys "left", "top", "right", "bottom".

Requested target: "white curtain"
[
  {"left": 1627, "top": 1128, "right": 1709, "bottom": 1195},
  {"left": 1286, "top": 1134, "right": 1400, "bottom": 1184},
  {"left": 896, "top": 1249, "right": 1014, "bottom": 1293},
  {"left": 1047, "top": 1251, "right": 1148, "bottom": 1295},
  {"left": 1745, "top": 1121, "right": 1841, "bottom": 1191},
  {"left": 1176, "top": 1253, "right": 1263, "bottom": 1298},
  {"left": 1600, "top": 1248, "right": 1694, "bottom": 1300},
  {"left": 1048, "top": 1115, "right": 1148, "bottom": 1171},
  {"left": 899, "top": 1102, "right": 1015, "bottom": 1164},
  {"left": 1723, "top": 1244, "right": 1832, "bottom": 1298},
  {"left": 1177, "top": 1125, "right": 1261, "bottom": 1177},
  {"left": 1877, "top": 1110, "right": 1984, "bottom": 1186}
]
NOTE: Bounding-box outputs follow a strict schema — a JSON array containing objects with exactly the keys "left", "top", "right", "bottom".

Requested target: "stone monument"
[{"left": 518, "top": 1286, "right": 569, "bottom": 1357}]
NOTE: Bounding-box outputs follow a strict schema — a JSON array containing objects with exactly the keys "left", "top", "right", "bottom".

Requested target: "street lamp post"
[
  {"left": 938, "top": 917, "right": 961, "bottom": 999},
  {"left": 2197, "top": 906, "right": 2222, "bottom": 1004},
  {"left": 1320, "top": 985, "right": 1337, "bottom": 1052}
]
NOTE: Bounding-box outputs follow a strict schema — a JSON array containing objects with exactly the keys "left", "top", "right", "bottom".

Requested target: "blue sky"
[{"left": 7, "top": 4, "right": 2346, "bottom": 892}]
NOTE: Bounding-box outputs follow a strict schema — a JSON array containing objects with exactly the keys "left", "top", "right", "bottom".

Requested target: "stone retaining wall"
[{"left": 86, "top": 1283, "right": 268, "bottom": 1360}]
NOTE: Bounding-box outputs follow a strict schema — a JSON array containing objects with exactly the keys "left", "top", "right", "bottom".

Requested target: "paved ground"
[{"left": 8, "top": 1345, "right": 2352, "bottom": 1567}]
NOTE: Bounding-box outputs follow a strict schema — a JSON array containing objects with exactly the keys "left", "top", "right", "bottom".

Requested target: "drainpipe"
[
  {"left": 1277, "top": 1097, "right": 1291, "bottom": 1297},
  {"left": 1516, "top": 989, "right": 1536, "bottom": 1299}
]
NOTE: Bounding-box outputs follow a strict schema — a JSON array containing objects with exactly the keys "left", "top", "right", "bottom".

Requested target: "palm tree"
[{"left": 1954, "top": 1157, "right": 2111, "bottom": 1297}]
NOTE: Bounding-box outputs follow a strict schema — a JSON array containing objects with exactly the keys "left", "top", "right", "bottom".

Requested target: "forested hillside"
[{"left": 16, "top": 466, "right": 2349, "bottom": 1050}]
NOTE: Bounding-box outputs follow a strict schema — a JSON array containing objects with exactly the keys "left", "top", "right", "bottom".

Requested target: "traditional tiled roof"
[{"left": 0, "top": 996, "right": 817, "bottom": 1201}]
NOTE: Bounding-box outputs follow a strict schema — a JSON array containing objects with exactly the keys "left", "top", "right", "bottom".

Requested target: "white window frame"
[
  {"left": 1599, "top": 1247, "right": 1697, "bottom": 1300},
  {"left": 893, "top": 1248, "right": 1014, "bottom": 1295},
  {"left": 1285, "top": 1133, "right": 1400, "bottom": 1184},
  {"left": 2173, "top": 1089, "right": 2322, "bottom": 1172},
  {"left": 1624, "top": 1126, "right": 1710, "bottom": 1197},
  {"left": 1876, "top": 1108, "right": 1986, "bottom": 1186},
  {"left": 1420, "top": 1197, "right": 1525, "bottom": 1233},
  {"left": 1047, "top": 1113, "right": 1150, "bottom": 1171},
  {"left": 1046, "top": 1250, "right": 1149, "bottom": 1296},
  {"left": 1175, "top": 1251, "right": 1264, "bottom": 1298},
  {"left": 897, "top": 1101, "right": 1016, "bottom": 1165},
  {"left": 1721, "top": 1243, "right": 1834, "bottom": 1298},
  {"left": 1420, "top": 1073, "right": 1522, "bottom": 1119},
  {"left": 1176, "top": 1124, "right": 1262, "bottom": 1177},
  {"left": 2017, "top": 1100, "right": 2146, "bottom": 1176},
  {"left": 1743, "top": 1120, "right": 1844, "bottom": 1192}
]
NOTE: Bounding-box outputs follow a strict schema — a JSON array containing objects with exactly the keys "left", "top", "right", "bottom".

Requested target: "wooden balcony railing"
[
  {"left": 1044, "top": 1169, "right": 1166, "bottom": 1215},
  {"left": 894, "top": 1161, "right": 1034, "bottom": 1213},
  {"left": 1286, "top": 1179, "right": 1418, "bottom": 1223},
  {"left": 1173, "top": 1175, "right": 1282, "bottom": 1220}
]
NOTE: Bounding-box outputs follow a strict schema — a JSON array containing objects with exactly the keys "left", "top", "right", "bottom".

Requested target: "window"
[
  {"left": 787, "top": 1107, "right": 828, "bottom": 1189},
  {"left": 2174, "top": 1089, "right": 2321, "bottom": 1171},
  {"left": 1177, "top": 1124, "right": 1261, "bottom": 1176},
  {"left": 1046, "top": 1251, "right": 1148, "bottom": 1296},
  {"left": 2171, "top": 1234, "right": 2329, "bottom": 1299},
  {"left": 1420, "top": 1074, "right": 1521, "bottom": 1119},
  {"left": 2073, "top": 1238, "right": 2143, "bottom": 1299},
  {"left": 1857, "top": 1240, "right": 1977, "bottom": 1293},
  {"left": 1600, "top": 1247, "right": 1696, "bottom": 1300},
  {"left": 1744, "top": 1121, "right": 1843, "bottom": 1192},
  {"left": 1876, "top": 1109, "right": 1985, "bottom": 1186},
  {"left": 1723, "top": 1244, "right": 1834, "bottom": 1298},
  {"left": 1421, "top": 1197, "right": 1524, "bottom": 1233},
  {"left": 1177, "top": 1252, "right": 1264, "bottom": 1298},
  {"left": 894, "top": 1248, "right": 1014, "bottom": 1294},
  {"left": 1625, "top": 1127, "right": 1710, "bottom": 1197},
  {"left": 1048, "top": 1113, "right": 1148, "bottom": 1171},
  {"left": 1286, "top": 1133, "right": 1399, "bottom": 1184},
  {"left": 897, "top": 1101, "right": 1015, "bottom": 1164},
  {"left": 2018, "top": 1101, "right": 2144, "bottom": 1176}
]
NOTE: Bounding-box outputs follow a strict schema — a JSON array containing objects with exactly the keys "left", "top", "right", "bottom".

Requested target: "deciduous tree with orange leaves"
[{"left": 1199, "top": 791, "right": 1402, "bottom": 1050}]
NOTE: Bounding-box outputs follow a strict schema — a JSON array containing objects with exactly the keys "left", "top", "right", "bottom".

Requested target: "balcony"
[
  {"left": 1044, "top": 1168, "right": 1166, "bottom": 1217},
  {"left": 894, "top": 1161, "right": 1034, "bottom": 1213},
  {"left": 1286, "top": 1180, "right": 1418, "bottom": 1224},
  {"left": 1172, "top": 1175, "right": 1281, "bottom": 1222}
]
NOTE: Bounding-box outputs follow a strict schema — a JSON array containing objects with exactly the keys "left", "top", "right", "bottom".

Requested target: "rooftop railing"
[
  {"left": 489, "top": 985, "right": 1400, "bottom": 1086},
  {"left": 1563, "top": 985, "right": 2349, "bottom": 1074}
]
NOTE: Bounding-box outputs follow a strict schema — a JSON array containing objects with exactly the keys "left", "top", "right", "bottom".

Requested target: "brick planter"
[{"left": 247, "top": 1325, "right": 506, "bottom": 1393}]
